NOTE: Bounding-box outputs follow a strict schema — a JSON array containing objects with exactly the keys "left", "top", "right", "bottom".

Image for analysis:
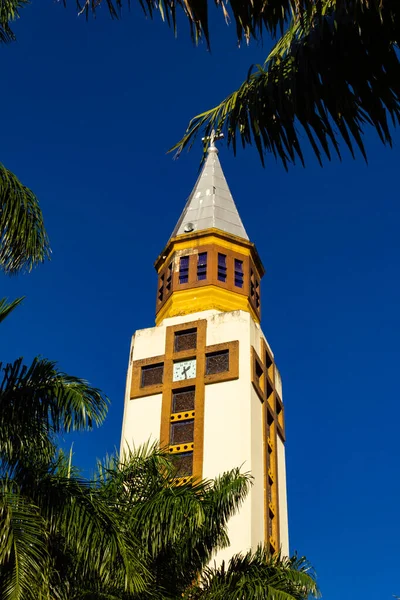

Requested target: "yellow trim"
[
  {"left": 175, "top": 476, "right": 193, "bottom": 486},
  {"left": 168, "top": 443, "right": 194, "bottom": 453},
  {"left": 155, "top": 285, "right": 260, "bottom": 326},
  {"left": 156, "top": 233, "right": 255, "bottom": 274},
  {"left": 170, "top": 411, "right": 196, "bottom": 421}
]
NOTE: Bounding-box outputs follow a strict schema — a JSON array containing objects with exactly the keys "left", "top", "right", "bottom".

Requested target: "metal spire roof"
[{"left": 171, "top": 135, "right": 249, "bottom": 241}]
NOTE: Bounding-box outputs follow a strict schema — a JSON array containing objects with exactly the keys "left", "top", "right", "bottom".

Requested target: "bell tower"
[{"left": 120, "top": 137, "right": 289, "bottom": 562}]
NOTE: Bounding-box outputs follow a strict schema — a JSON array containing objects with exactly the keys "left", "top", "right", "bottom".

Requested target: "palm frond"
[
  {"left": 0, "top": 296, "right": 24, "bottom": 324},
  {"left": 172, "top": 0, "right": 400, "bottom": 168},
  {"left": 98, "top": 442, "right": 177, "bottom": 502},
  {"left": 0, "top": 357, "right": 108, "bottom": 467},
  {"left": 31, "top": 472, "right": 150, "bottom": 596},
  {"left": 0, "top": 164, "right": 50, "bottom": 273},
  {"left": 99, "top": 445, "right": 250, "bottom": 561},
  {"left": 202, "top": 467, "right": 251, "bottom": 528},
  {"left": 0, "top": 489, "right": 49, "bottom": 600},
  {"left": 182, "top": 468, "right": 251, "bottom": 563},
  {"left": 154, "top": 469, "right": 252, "bottom": 596},
  {"left": 187, "top": 546, "right": 319, "bottom": 600},
  {"left": 0, "top": 1, "right": 29, "bottom": 44}
]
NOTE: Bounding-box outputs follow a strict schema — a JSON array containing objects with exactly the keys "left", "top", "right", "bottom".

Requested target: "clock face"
[{"left": 173, "top": 359, "right": 196, "bottom": 382}]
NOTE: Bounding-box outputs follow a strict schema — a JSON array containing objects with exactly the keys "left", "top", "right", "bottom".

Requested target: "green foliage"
[
  {"left": 0, "top": 488, "right": 49, "bottom": 600},
  {"left": 0, "top": 469, "right": 151, "bottom": 600},
  {"left": 95, "top": 444, "right": 252, "bottom": 597},
  {"left": 0, "top": 303, "right": 126, "bottom": 600},
  {"left": 188, "top": 547, "right": 319, "bottom": 600},
  {"left": 0, "top": 301, "right": 146, "bottom": 600},
  {"left": 173, "top": 0, "right": 400, "bottom": 167},
  {"left": 0, "top": 1, "right": 29, "bottom": 43},
  {"left": 187, "top": 548, "right": 319, "bottom": 600},
  {"left": 0, "top": 164, "right": 50, "bottom": 274},
  {"left": 0, "top": 357, "right": 108, "bottom": 467},
  {"left": 0, "top": 297, "right": 24, "bottom": 324}
]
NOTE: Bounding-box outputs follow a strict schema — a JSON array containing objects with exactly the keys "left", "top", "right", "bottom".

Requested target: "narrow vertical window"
[
  {"left": 255, "top": 279, "right": 260, "bottom": 308},
  {"left": 217, "top": 253, "right": 227, "bottom": 282},
  {"left": 268, "top": 515, "right": 273, "bottom": 538},
  {"left": 197, "top": 252, "right": 207, "bottom": 281},
  {"left": 158, "top": 274, "right": 164, "bottom": 302},
  {"left": 234, "top": 259, "right": 244, "bottom": 288},
  {"left": 179, "top": 256, "right": 189, "bottom": 284},
  {"left": 166, "top": 262, "right": 172, "bottom": 291},
  {"left": 171, "top": 451, "right": 193, "bottom": 477},
  {"left": 251, "top": 269, "right": 260, "bottom": 308},
  {"left": 267, "top": 409, "right": 274, "bottom": 435}
]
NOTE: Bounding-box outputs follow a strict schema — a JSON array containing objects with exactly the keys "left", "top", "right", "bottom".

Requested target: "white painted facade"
[
  {"left": 277, "top": 436, "right": 289, "bottom": 556},
  {"left": 120, "top": 308, "right": 289, "bottom": 563}
]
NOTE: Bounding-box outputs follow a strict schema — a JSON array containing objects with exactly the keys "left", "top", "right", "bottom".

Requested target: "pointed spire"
[{"left": 171, "top": 136, "right": 249, "bottom": 240}]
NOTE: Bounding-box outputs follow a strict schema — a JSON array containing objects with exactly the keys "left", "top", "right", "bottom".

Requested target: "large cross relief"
[
  {"left": 130, "top": 319, "right": 239, "bottom": 483},
  {"left": 251, "top": 339, "right": 285, "bottom": 553}
]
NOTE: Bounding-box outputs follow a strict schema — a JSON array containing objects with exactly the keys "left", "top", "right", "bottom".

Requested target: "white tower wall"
[{"left": 120, "top": 309, "right": 289, "bottom": 562}]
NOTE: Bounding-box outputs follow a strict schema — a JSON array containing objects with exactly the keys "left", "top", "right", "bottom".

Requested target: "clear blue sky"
[{"left": 2, "top": 2, "right": 399, "bottom": 598}]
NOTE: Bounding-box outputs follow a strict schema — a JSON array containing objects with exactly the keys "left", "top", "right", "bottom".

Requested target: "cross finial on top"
[{"left": 202, "top": 129, "right": 224, "bottom": 153}]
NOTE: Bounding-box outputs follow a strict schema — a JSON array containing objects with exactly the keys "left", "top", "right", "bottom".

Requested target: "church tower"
[{"left": 120, "top": 137, "right": 289, "bottom": 562}]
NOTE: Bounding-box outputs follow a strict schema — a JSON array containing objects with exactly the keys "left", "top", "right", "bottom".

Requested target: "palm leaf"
[
  {"left": 187, "top": 546, "right": 319, "bottom": 600},
  {"left": 172, "top": 0, "right": 400, "bottom": 168},
  {"left": 0, "top": 488, "right": 49, "bottom": 600},
  {"left": 0, "top": 297, "right": 24, "bottom": 324},
  {"left": 0, "top": 357, "right": 108, "bottom": 467},
  {"left": 0, "top": 164, "right": 50, "bottom": 273},
  {"left": 0, "top": 1, "right": 29, "bottom": 44},
  {"left": 29, "top": 472, "right": 150, "bottom": 596}
]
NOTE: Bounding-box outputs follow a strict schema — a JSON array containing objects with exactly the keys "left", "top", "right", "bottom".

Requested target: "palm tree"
[
  {"left": 0, "top": 351, "right": 140, "bottom": 600},
  {"left": 91, "top": 446, "right": 252, "bottom": 599},
  {"left": 0, "top": 300, "right": 150, "bottom": 600},
  {"left": 67, "top": 445, "right": 319, "bottom": 600},
  {"left": 0, "top": 406, "right": 319, "bottom": 600}
]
